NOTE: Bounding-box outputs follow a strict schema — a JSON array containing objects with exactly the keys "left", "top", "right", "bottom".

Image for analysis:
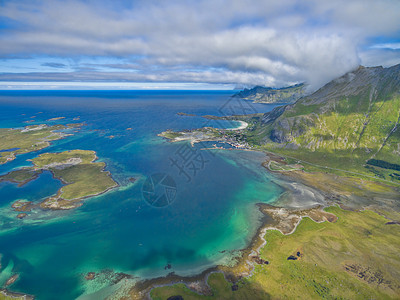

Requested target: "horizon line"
[{"left": 0, "top": 81, "right": 238, "bottom": 91}]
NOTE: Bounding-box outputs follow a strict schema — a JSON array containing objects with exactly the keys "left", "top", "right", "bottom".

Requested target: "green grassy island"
[
  {"left": 0, "top": 123, "right": 83, "bottom": 165},
  {"left": 1, "top": 150, "right": 118, "bottom": 211}
]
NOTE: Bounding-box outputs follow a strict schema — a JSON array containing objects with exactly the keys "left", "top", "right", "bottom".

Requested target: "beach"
[{"left": 228, "top": 120, "right": 249, "bottom": 130}]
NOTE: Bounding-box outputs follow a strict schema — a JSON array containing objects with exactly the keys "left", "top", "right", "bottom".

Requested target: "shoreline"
[
  {"left": 124, "top": 149, "right": 400, "bottom": 299},
  {"left": 227, "top": 120, "right": 248, "bottom": 130},
  {"left": 5, "top": 143, "right": 399, "bottom": 299},
  {"left": 5, "top": 135, "right": 398, "bottom": 298},
  {"left": 38, "top": 152, "right": 120, "bottom": 210},
  {"left": 123, "top": 200, "right": 316, "bottom": 296},
  {"left": 2, "top": 149, "right": 120, "bottom": 213},
  {"left": 0, "top": 123, "right": 82, "bottom": 165},
  {"left": 126, "top": 203, "right": 339, "bottom": 299},
  {"left": 138, "top": 126, "right": 400, "bottom": 298},
  {"left": 0, "top": 289, "right": 34, "bottom": 300}
]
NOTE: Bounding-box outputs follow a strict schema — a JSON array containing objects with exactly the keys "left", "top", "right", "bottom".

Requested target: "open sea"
[{"left": 0, "top": 90, "right": 283, "bottom": 299}]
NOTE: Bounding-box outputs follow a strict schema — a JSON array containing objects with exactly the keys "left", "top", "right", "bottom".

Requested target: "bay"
[{"left": 0, "top": 90, "right": 283, "bottom": 299}]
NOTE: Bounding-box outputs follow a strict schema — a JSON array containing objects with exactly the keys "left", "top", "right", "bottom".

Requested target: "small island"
[
  {"left": 159, "top": 128, "right": 222, "bottom": 146},
  {"left": 0, "top": 123, "right": 83, "bottom": 165},
  {"left": 177, "top": 112, "right": 197, "bottom": 117},
  {"left": 1, "top": 150, "right": 118, "bottom": 211},
  {"left": 46, "top": 116, "right": 66, "bottom": 121}
]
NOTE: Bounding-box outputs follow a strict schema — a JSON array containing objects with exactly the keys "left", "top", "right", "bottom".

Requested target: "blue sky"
[{"left": 0, "top": 0, "right": 399, "bottom": 90}]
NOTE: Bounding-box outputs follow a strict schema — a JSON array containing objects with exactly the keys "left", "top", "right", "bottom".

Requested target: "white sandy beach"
[{"left": 228, "top": 120, "right": 248, "bottom": 130}]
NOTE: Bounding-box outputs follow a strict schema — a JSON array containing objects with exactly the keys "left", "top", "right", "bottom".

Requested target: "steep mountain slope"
[
  {"left": 246, "top": 64, "right": 400, "bottom": 181},
  {"left": 234, "top": 83, "right": 308, "bottom": 103}
]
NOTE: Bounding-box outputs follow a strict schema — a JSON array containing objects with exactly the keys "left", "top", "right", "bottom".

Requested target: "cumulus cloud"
[{"left": 0, "top": 0, "right": 399, "bottom": 89}]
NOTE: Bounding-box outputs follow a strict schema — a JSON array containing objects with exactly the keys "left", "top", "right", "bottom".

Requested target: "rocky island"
[{"left": 1, "top": 150, "right": 118, "bottom": 211}]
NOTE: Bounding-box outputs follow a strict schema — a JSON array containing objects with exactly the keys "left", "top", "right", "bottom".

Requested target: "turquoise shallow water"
[{"left": 0, "top": 91, "right": 283, "bottom": 299}]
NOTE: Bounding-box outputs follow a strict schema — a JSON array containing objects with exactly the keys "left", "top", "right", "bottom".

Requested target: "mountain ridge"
[
  {"left": 234, "top": 83, "right": 308, "bottom": 104},
  {"left": 243, "top": 64, "right": 400, "bottom": 182}
]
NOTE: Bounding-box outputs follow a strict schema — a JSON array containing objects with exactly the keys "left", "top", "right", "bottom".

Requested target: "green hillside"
[
  {"left": 151, "top": 207, "right": 400, "bottom": 299},
  {"left": 243, "top": 65, "right": 400, "bottom": 183}
]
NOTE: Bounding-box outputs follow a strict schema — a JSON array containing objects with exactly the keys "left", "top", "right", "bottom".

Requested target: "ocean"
[{"left": 0, "top": 90, "right": 283, "bottom": 299}]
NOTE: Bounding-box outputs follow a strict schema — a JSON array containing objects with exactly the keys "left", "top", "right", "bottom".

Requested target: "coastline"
[
  {"left": 37, "top": 151, "right": 120, "bottom": 210},
  {"left": 126, "top": 202, "right": 338, "bottom": 299},
  {"left": 4, "top": 123, "right": 399, "bottom": 299},
  {"left": 0, "top": 123, "right": 83, "bottom": 165},
  {"left": 0, "top": 289, "right": 34, "bottom": 300},
  {"left": 2, "top": 149, "right": 120, "bottom": 214},
  {"left": 124, "top": 148, "right": 400, "bottom": 299},
  {"left": 6, "top": 145, "right": 398, "bottom": 299},
  {"left": 227, "top": 120, "right": 248, "bottom": 131}
]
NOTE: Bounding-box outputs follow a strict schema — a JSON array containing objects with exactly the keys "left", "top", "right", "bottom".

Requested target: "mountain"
[
  {"left": 245, "top": 64, "right": 400, "bottom": 181},
  {"left": 234, "top": 83, "right": 308, "bottom": 103}
]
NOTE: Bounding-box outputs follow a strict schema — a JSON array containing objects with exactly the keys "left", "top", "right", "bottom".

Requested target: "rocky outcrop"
[
  {"left": 270, "top": 115, "right": 315, "bottom": 143},
  {"left": 261, "top": 105, "right": 288, "bottom": 125}
]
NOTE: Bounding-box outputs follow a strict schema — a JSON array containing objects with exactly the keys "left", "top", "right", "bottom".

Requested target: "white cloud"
[
  {"left": 371, "top": 43, "right": 400, "bottom": 50},
  {"left": 359, "top": 48, "right": 400, "bottom": 68},
  {"left": 0, "top": 0, "right": 399, "bottom": 89}
]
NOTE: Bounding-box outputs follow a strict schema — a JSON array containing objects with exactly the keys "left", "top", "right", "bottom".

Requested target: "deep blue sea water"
[{"left": 0, "top": 90, "right": 283, "bottom": 299}]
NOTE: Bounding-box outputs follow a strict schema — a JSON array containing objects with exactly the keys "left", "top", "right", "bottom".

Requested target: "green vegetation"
[
  {"left": 0, "top": 123, "right": 116, "bottom": 211},
  {"left": 33, "top": 150, "right": 117, "bottom": 201},
  {"left": 255, "top": 207, "right": 400, "bottom": 299},
  {"left": 283, "top": 103, "right": 321, "bottom": 117},
  {"left": 0, "top": 124, "right": 79, "bottom": 165},
  {"left": 261, "top": 95, "right": 400, "bottom": 183},
  {"left": 151, "top": 272, "right": 270, "bottom": 300},
  {"left": 0, "top": 292, "right": 26, "bottom": 300},
  {"left": 367, "top": 159, "right": 400, "bottom": 171},
  {"left": 0, "top": 168, "right": 42, "bottom": 185},
  {"left": 390, "top": 172, "right": 400, "bottom": 180},
  {"left": 1, "top": 150, "right": 118, "bottom": 210},
  {"left": 150, "top": 66, "right": 400, "bottom": 300},
  {"left": 236, "top": 66, "right": 400, "bottom": 184},
  {"left": 158, "top": 130, "right": 184, "bottom": 139},
  {"left": 0, "top": 290, "right": 32, "bottom": 300},
  {"left": 151, "top": 207, "right": 400, "bottom": 299}
]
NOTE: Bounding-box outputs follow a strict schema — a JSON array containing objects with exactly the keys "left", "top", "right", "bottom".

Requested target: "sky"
[{"left": 0, "top": 0, "right": 399, "bottom": 90}]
